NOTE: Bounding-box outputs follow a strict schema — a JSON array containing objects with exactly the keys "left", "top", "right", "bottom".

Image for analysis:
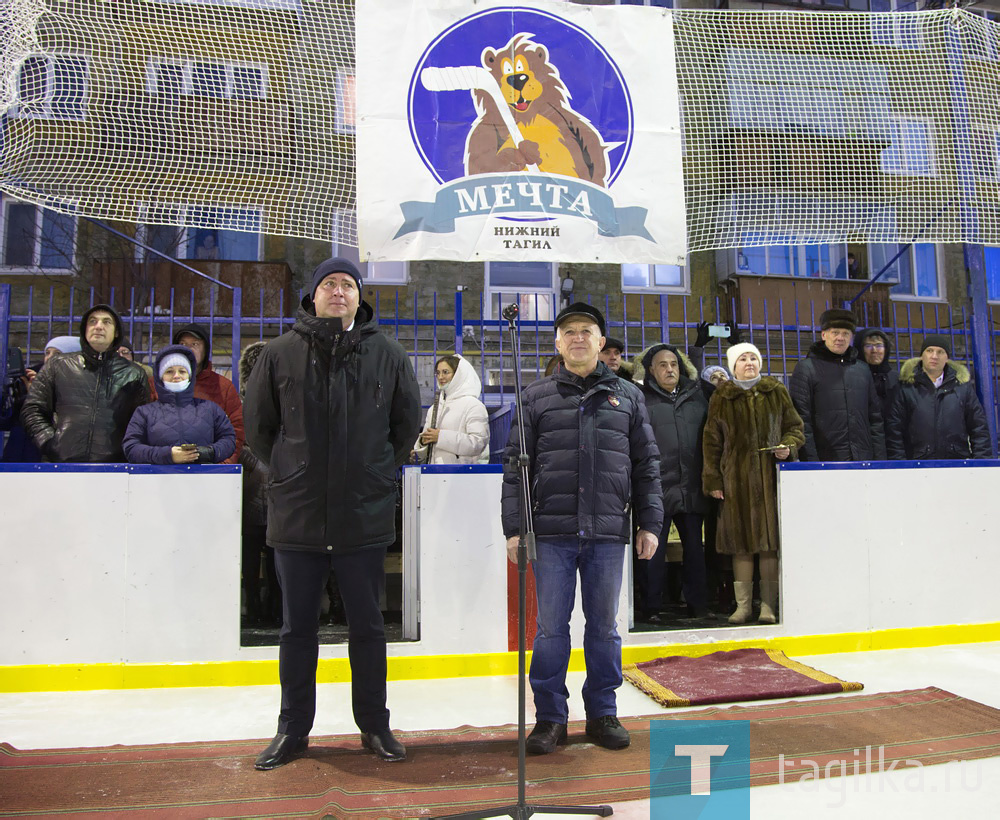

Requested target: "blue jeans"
[{"left": 529, "top": 537, "right": 625, "bottom": 724}]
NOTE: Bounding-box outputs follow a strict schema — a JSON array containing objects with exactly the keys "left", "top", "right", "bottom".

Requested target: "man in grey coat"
[{"left": 244, "top": 257, "right": 421, "bottom": 770}]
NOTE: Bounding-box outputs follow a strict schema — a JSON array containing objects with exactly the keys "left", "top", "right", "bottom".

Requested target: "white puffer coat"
[{"left": 414, "top": 356, "right": 489, "bottom": 464}]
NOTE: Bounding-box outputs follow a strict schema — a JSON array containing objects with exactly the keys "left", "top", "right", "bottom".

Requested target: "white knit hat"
[
  {"left": 158, "top": 352, "right": 192, "bottom": 381},
  {"left": 726, "top": 342, "right": 762, "bottom": 373}
]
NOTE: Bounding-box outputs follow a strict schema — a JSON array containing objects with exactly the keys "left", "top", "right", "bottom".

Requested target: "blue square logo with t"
[{"left": 650, "top": 720, "right": 752, "bottom": 820}]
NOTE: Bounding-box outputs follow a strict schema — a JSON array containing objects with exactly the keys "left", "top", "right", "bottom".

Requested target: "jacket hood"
[
  {"left": 809, "top": 339, "right": 859, "bottom": 364},
  {"left": 442, "top": 354, "right": 483, "bottom": 401},
  {"left": 899, "top": 357, "right": 970, "bottom": 385},
  {"left": 79, "top": 304, "right": 124, "bottom": 360},
  {"left": 153, "top": 344, "right": 198, "bottom": 401},
  {"left": 238, "top": 340, "right": 268, "bottom": 397},
  {"left": 633, "top": 344, "right": 698, "bottom": 385},
  {"left": 854, "top": 328, "right": 893, "bottom": 373},
  {"left": 713, "top": 375, "right": 785, "bottom": 400}
]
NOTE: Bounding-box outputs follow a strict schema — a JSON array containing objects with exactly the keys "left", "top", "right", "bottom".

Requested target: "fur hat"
[
  {"left": 920, "top": 333, "right": 952, "bottom": 358},
  {"left": 819, "top": 308, "right": 857, "bottom": 332},
  {"left": 727, "top": 342, "right": 762, "bottom": 373},
  {"left": 238, "top": 340, "right": 268, "bottom": 396},
  {"left": 311, "top": 257, "right": 363, "bottom": 299}
]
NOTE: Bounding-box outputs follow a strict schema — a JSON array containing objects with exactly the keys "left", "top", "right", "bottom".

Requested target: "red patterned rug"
[
  {"left": 3, "top": 688, "right": 999, "bottom": 818},
  {"left": 624, "top": 647, "right": 863, "bottom": 707}
]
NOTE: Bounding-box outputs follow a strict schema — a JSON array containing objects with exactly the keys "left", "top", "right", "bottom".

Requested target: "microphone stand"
[{"left": 435, "top": 305, "right": 611, "bottom": 820}]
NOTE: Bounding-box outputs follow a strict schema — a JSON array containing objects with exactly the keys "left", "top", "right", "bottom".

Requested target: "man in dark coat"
[
  {"left": 244, "top": 257, "right": 421, "bottom": 769},
  {"left": 855, "top": 328, "right": 899, "bottom": 423},
  {"left": 21, "top": 304, "right": 150, "bottom": 462},
  {"left": 789, "top": 308, "right": 886, "bottom": 461},
  {"left": 599, "top": 336, "right": 633, "bottom": 382},
  {"left": 502, "top": 303, "right": 662, "bottom": 755},
  {"left": 885, "top": 334, "right": 994, "bottom": 460},
  {"left": 634, "top": 343, "right": 710, "bottom": 621}
]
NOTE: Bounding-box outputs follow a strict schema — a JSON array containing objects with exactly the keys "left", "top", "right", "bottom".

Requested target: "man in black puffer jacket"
[
  {"left": 886, "top": 335, "right": 994, "bottom": 460},
  {"left": 789, "top": 308, "right": 886, "bottom": 461},
  {"left": 244, "top": 258, "right": 421, "bottom": 770},
  {"left": 21, "top": 304, "right": 150, "bottom": 462},
  {"left": 634, "top": 343, "right": 710, "bottom": 621},
  {"left": 855, "top": 328, "right": 899, "bottom": 423},
  {"left": 502, "top": 303, "right": 662, "bottom": 756}
]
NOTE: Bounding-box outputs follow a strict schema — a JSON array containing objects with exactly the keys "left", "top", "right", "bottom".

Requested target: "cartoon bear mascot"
[{"left": 464, "top": 33, "right": 610, "bottom": 188}]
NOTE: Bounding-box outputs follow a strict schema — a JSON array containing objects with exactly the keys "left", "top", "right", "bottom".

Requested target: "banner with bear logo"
[{"left": 356, "top": 0, "right": 685, "bottom": 265}]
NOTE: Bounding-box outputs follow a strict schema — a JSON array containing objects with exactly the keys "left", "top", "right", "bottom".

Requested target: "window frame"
[
  {"left": 146, "top": 57, "right": 269, "bottom": 99},
  {"left": 12, "top": 53, "right": 89, "bottom": 121},
  {"left": 136, "top": 203, "right": 264, "bottom": 262},
  {"left": 0, "top": 198, "right": 78, "bottom": 273},
  {"left": 484, "top": 261, "right": 559, "bottom": 322},
  {"left": 620, "top": 261, "right": 690, "bottom": 294},
  {"left": 867, "top": 242, "right": 945, "bottom": 302},
  {"left": 880, "top": 117, "right": 936, "bottom": 178}
]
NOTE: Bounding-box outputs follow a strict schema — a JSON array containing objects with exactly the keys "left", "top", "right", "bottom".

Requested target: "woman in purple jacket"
[{"left": 124, "top": 345, "right": 235, "bottom": 464}]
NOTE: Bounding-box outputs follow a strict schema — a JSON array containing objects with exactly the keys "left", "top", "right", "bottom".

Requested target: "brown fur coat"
[{"left": 702, "top": 377, "right": 805, "bottom": 555}]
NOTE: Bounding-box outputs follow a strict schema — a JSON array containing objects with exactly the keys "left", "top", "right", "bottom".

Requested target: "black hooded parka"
[{"left": 243, "top": 298, "right": 421, "bottom": 553}]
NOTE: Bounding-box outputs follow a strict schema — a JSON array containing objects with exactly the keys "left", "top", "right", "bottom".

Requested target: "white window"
[
  {"left": 332, "top": 210, "right": 408, "bottom": 285},
  {"left": 868, "top": 243, "right": 942, "bottom": 300},
  {"left": 138, "top": 205, "right": 262, "bottom": 261},
  {"left": 0, "top": 197, "right": 77, "bottom": 271},
  {"left": 880, "top": 119, "right": 935, "bottom": 177},
  {"left": 735, "top": 239, "right": 849, "bottom": 280},
  {"left": 621, "top": 262, "right": 688, "bottom": 293},
  {"left": 13, "top": 55, "right": 87, "bottom": 120},
  {"left": 870, "top": 2, "right": 924, "bottom": 51},
  {"left": 485, "top": 262, "right": 558, "bottom": 321},
  {"left": 334, "top": 68, "right": 356, "bottom": 134},
  {"left": 146, "top": 58, "right": 267, "bottom": 99}
]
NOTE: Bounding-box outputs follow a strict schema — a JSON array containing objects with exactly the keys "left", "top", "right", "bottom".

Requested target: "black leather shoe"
[
  {"left": 525, "top": 720, "right": 568, "bottom": 755},
  {"left": 585, "top": 715, "right": 630, "bottom": 750},
  {"left": 254, "top": 733, "right": 308, "bottom": 770},
  {"left": 361, "top": 728, "right": 407, "bottom": 762}
]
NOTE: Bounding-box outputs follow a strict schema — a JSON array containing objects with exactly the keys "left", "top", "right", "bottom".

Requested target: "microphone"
[{"left": 501, "top": 303, "right": 519, "bottom": 322}]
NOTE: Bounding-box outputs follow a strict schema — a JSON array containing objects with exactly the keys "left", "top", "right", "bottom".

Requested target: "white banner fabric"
[{"left": 356, "top": 0, "right": 686, "bottom": 265}]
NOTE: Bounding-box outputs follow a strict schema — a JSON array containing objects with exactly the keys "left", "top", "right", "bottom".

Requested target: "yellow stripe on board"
[{"left": 1, "top": 622, "right": 998, "bottom": 693}]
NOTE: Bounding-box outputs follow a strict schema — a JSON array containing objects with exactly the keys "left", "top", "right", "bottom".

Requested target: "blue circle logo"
[{"left": 408, "top": 6, "right": 633, "bottom": 188}]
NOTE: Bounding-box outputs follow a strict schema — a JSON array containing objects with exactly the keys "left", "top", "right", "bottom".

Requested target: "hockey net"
[{"left": 1, "top": 2, "right": 999, "bottom": 253}]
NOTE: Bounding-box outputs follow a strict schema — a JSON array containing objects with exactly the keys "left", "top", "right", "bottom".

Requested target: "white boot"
[
  {"left": 729, "top": 581, "right": 753, "bottom": 624},
  {"left": 758, "top": 581, "right": 778, "bottom": 624}
]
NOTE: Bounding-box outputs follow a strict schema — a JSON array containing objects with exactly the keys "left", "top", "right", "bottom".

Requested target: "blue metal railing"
[{"left": 2, "top": 284, "right": 999, "bottom": 452}]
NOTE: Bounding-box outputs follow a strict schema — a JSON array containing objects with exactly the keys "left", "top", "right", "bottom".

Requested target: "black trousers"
[
  {"left": 645, "top": 512, "right": 707, "bottom": 613},
  {"left": 274, "top": 546, "right": 389, "bottom": 737}
]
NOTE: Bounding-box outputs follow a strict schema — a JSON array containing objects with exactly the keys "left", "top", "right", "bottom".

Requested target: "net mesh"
[{"left": 1, "top": 3, "right": 1000, "bottom": 253}]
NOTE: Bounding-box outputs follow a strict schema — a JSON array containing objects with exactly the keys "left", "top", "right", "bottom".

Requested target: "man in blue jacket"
[{"left": 502, "top": 303, "right": 663, "bottom": 754}]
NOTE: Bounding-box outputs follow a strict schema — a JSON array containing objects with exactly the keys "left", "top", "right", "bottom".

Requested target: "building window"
[
  {"left": 868, "top": 243, "right": 941, "bottom": 299},
  {"left": 485, "top": 261, "right": 557, "bottom": 321},
  {"left": 332, "top": 210, "right": 408, "bottom": 285},
  {"left": 147, "top": 58, "right": 267, "bottom": 99},
  {"left": 0, "top": 198, "right": 76, "bottom": 270},
  {"left": 334, "top": 68, "right": 356, "bottom": 134},
  {"left": 14, "top": 55, "right": 87, "bottom": 120},
  {"left": 139, "top": 205, "right": 262, "bottom": 261},
  {"left": 870, "top": 1, "right": 924, "bottom": 51},
  {"left": 621, "top": 262, "right": 688, "bottom": 293},
  {"left": 736, "top": 240, "right": 849, "bottom": 280},
  {"left": 982, "top": 246, "right": 1000, "bottom": 302},
  {"left": 880, "top": 119, "right": 935, "bottom": 177}
]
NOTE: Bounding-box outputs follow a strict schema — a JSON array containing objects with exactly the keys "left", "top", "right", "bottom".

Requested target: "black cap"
[
  {"left": 820, "top": 308, "right": 857, "bottom": 332},
  {"left": 554, "top": 302, "right": 606, "bottom": 336},
  {"left": 921, "top": 334, "right": 952, "bottom": 358},
  {"left": 602, "top": 336, "right": 625, "bottom": 353}
]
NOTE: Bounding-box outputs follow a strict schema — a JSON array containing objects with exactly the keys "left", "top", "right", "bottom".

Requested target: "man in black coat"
[
  {"left": 635, "top": 343, "right": 710, "bottom": 621},
  {"left": 244, "top": 258, "right": 421, "bottom": 769},
  {"left": 502, "top": 303, "right": 662, "bottom": 755},
  {"left": 855, "top": 328, "right": 899, "bottom": 423},
  {"left": 885, "top": 334, "right": 994, "bottom": 460},
  {"left": 599, "top": 336, "right": 633, "bottom": 382},
  {"left": 21, "top": 304, "right": 149, "bottom": 462},
  {"left": 789, "top": 308, "right": 886, "bottom": 461}
]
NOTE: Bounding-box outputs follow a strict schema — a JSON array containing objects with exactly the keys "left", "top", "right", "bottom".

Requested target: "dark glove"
[
  {"left": 42, "top": 437, "right": 59, "bottom": 462},
  {"left": 727, "top": 325, "right": 742, "bottom": 346},
  {"left": 196, "top": 445, "right": 215, "bottom": 464},
  {"left": 694, "top": 321, "right": 710, "bottom": 348}
]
